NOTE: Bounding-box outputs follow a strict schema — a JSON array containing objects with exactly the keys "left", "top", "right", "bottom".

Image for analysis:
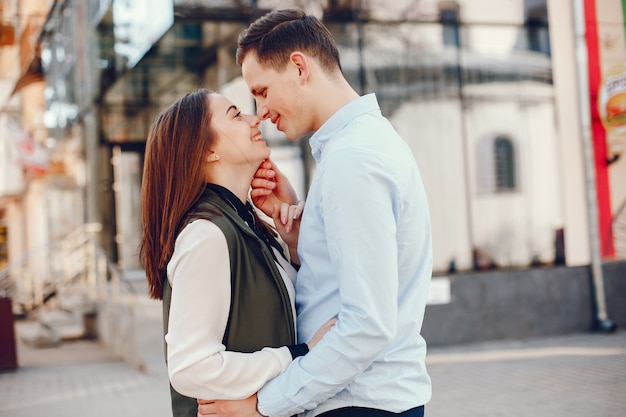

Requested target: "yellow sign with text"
[{"left": 599, "top": 64, "right": 626, "bottom": 135}]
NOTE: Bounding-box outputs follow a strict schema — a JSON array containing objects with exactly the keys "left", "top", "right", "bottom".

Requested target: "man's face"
[{"left": 241, "top": 52, "right": 309, "bottom": 141}]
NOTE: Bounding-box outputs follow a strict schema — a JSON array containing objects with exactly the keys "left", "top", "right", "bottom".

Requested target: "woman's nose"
[{"left": 246, "top": 114, "right": 261, "bottom": 127}]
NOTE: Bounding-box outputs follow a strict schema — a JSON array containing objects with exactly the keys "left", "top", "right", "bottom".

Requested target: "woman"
[{"left": 140, "top": 89, "right": 332, "bottom": 416}]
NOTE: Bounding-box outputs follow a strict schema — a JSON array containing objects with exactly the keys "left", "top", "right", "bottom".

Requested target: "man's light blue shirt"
[{"left": 258, "top": 93, "right": 433, "bottom": 417}]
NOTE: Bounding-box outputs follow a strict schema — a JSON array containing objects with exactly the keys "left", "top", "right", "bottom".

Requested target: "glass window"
[{"left": 494, "top": 136, "right": 517, "bottom": 191}]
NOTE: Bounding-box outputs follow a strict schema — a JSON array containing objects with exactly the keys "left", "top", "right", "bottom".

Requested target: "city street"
[
  {"left": 1, "top": 2, "right": 625, "bottom": 417},
  {"left": 1, "top": 319, "right": 625, "bottom": 417}
]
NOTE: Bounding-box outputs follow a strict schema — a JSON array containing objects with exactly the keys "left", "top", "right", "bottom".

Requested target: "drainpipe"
[{"left": 572, "top": 0, "right": 616, "bottom": 332}]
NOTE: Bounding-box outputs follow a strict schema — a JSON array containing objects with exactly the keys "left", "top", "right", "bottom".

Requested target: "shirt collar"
[
  {"left": 204, "top": 183, "right": 255, "bottom": 225},
  {"left": 203, "top": 183, "right": 285, "bottom": 259},
  {"left": 309, "top": 93, "right": 380, "bottom": 163}
]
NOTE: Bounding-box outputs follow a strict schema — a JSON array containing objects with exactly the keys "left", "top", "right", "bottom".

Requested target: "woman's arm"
[{"left": 166, "top": 220, "right": 292, "bottom": 400}]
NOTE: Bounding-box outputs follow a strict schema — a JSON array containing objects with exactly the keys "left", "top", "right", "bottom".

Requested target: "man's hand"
[
  {"left": 251, "top": 158, "right": 298, "bottom": 217},
  {"left": 197, "top": 394, "right": 261, "bottom": 417},
  {"left": 273, "top": 201, "right": 305, "bottom": 264},
  {"left": 308, "top": 317, "right": 338, "bottom": 350}
]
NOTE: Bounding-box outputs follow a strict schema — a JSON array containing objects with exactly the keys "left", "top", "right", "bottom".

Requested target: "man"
[{"left": 198, "top": 9, "right": 433, "bottom": 417}]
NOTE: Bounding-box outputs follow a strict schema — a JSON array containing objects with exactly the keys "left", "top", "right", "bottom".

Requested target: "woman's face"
[{"left": 208, "top": 93, "right": 270, "bottom": 166}]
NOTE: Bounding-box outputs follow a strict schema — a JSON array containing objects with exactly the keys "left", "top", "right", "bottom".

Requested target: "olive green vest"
[{"left": 162, "top": 189, "right": 296, "bottom": 416}]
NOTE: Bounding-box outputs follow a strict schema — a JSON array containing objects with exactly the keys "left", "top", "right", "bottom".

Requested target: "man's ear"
[{"left": 289, "top": 52, "right": 309, "bottom": 84}]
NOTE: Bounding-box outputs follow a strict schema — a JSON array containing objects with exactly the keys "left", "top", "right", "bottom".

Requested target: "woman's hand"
[
  {"left": 307, "top": 317, "right": 338, "bottom": 350},
  {"left": 272, "top": 201, "right": 304, "bottom": 265},
  {"left": 251, "top": 158, "right": 298, "bottom": 217}
]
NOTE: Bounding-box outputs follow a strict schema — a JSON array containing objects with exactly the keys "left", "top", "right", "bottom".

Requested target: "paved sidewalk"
[
  {"left": 426, "top": 331, "right": 626, "bottom": 417},
  {"left": 1, "top": 320, "right": 625, "bottom": 417},
  {"left": 0, "top": 320, "right": 171, "bottom": 417}
]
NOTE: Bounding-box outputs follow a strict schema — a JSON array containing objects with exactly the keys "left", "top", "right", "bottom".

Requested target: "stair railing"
[{"left": 0, "top": 223, "right": 143, "bottom": 368}]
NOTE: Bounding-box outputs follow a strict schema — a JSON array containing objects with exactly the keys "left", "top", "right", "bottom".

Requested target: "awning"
[
  {"left": 9, "top": 8, "right": 48, "bottom": 96},
  {"left": 11, "top": 54, "right": 44, "bottom": 95}
]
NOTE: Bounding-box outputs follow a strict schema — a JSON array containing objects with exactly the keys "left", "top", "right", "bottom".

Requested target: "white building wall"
[
  {"left": 391, "top": 99, "right": 471, "bottom": 272},
  {"left": 392, "top": 75, "right": 564, "bottom": 272},
  {"left": 548, "top": 0, "right": 591, "bottom": 265},
  {"left": 524, "top": 98, "right": 564, "bottom": 262},
  {"left": 464, "top": 84, "right": 562, "bottom": 267}
]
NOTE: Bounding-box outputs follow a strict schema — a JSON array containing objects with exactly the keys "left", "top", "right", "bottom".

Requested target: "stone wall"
[{"left": 423, "top": 261, "right": 626, "bottom": 346}]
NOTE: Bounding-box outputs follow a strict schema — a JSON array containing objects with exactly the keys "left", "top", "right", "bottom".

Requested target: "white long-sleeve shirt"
[{"left": 165, "top": 219, "right": 297, "bottom": 400}]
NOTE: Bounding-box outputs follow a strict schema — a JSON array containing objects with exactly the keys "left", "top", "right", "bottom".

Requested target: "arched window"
[
  {"left": 494, "top": 136, "right": 517, "bottom": 191},
  {"left": 476, "top": 134, "right": 518, "bottom": 194}
]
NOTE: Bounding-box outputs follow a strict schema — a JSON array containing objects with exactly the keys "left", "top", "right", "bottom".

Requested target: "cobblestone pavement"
[{"left": 1, "top": 320, "right": 625, "bottom": 417}]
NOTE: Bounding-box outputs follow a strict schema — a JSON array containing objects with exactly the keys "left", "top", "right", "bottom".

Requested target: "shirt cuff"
[
  {"left": 287, "top": 343, "right": 309, "bottom": 359},
  {"left": 257, "top": 381, "right": 294, "bottom": 417},
  {"left": 259, "top": 346, "right": 293, "bottom": 374},
  {"left": 256, "top": 397, "right": 268, "bottom": 417}
]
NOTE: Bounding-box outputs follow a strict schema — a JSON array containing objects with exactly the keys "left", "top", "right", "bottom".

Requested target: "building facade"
[{"left": 1, "top": 0, "right": 625, "bottom": 291}]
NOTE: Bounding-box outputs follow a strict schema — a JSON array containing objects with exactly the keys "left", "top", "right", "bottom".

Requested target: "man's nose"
[{"left": 256, "top": 102, "right": 270, "bottom": 120}]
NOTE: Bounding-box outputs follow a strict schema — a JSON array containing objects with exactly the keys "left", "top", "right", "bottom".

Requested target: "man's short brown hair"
[{"left": 237, "top": 9, "right": 342, "bottom": 73}]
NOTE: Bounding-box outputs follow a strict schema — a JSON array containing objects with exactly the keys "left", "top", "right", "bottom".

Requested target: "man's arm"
[
  {"left": 197, "top": 318, "right": 338, "bottom": 416},
  {"left": 197, "top": 395, "right": 261, "bottom": 417},
  {"left": 257, "top": 150, "right": 401, "bottom": 415}
]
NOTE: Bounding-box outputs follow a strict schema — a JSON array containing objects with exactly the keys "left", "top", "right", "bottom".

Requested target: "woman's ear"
[
  {"left": 206, "top": 151, "right": 220, "bottom": 162},
  {"left": 290, "top": 52, "right": 309, "bottom": 84}
]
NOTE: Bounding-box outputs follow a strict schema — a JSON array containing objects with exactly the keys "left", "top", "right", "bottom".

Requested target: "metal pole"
[{"left": 572, "top": 0, "right": 616, "bottom": 332}]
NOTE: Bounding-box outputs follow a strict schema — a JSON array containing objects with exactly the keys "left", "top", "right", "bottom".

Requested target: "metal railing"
[{"left": 0, "top": 223, "right": 144, "bottom": 368}]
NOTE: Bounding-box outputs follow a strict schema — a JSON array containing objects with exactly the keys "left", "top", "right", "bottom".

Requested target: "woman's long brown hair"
[{"left": 140, "top": 89, "right": 215, "bottom": 300}]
